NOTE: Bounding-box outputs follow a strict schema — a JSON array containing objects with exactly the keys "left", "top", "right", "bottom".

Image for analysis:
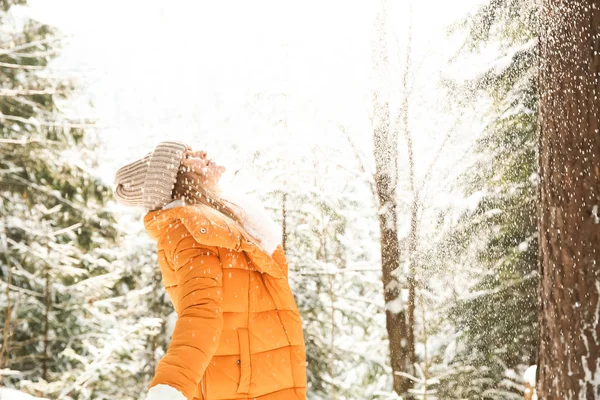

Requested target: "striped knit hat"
[{"left": 113, "top": 141, "right": 189, "bottom": 210}]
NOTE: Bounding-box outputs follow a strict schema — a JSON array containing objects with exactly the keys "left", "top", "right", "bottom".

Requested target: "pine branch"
[
  {"left": 0, "top": 61, "right": 45, "bottom": 70},
  {"left": 0, "top": 113, "right": 98, "bottom": 128}
]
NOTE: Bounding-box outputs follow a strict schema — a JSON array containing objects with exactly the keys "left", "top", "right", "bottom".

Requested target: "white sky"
[{"left": 25, "top": 0, "right": 486, "bottom": 191}]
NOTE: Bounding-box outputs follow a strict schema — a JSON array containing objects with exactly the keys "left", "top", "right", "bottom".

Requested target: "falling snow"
[{"left": 2, "top": 0, "right": 599, "bottom": 399}]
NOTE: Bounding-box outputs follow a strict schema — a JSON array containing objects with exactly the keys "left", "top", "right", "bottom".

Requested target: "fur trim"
[
  {"left": 162, "top": 199, "right": 185, "bottom": 210},
  {"left": 219, "top": 186, "right": 282, "bottom": 255}
]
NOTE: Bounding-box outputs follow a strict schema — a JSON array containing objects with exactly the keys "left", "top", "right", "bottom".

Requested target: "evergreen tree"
[
  {"left": 0, "top": 2, "right": 158, "bottom": 398},
  {"left": 79, "top": 228, "right": 175, "bottom": 399},
  {"left": 436, "top": 0, "right": 539, "bottom": 397}
]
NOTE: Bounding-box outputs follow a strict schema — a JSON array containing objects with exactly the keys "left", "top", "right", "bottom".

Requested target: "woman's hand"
[{"left": 182, "top": 149, "right": 226, "bottom": 190}]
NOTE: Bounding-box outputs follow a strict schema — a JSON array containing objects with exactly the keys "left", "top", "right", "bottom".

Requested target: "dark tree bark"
[
  {"left": 373, "top": 95, "right": 413, "bottom": 395},
  {"left": 537, "top": 0, "right": 600, "bottom": 398}
]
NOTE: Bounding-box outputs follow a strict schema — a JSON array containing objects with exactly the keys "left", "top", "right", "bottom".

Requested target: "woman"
[{"left": 113, "top": 141, "right": 307, "bottom": 400}]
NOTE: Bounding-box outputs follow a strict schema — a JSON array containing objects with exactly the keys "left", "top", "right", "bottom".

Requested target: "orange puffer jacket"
[{"left": 143, "top": 203, "right": 307, "bottom": 400}]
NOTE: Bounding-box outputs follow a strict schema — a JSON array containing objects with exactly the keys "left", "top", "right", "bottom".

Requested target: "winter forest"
[{"left": 0, "top": 0, "right": 599, "bottom": 399}]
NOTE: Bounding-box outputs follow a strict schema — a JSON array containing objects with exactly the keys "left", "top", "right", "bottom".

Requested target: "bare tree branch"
[
  {"left": 0, "top": 88, "right": 67, "bottom": 96},
  {"left": 0, "top": 113, "right": 97, "bottom": 128}
]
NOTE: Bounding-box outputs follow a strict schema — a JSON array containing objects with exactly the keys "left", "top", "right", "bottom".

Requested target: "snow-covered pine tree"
[
  {"left": 435, "top": 0, "right": 539, "bottom": 397},
  {"left": 0, "top": 2, "right": 158, "bottom": 398}
]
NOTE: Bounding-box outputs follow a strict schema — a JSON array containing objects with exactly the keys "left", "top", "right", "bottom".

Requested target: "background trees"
[
  {"left": 0, "top": 2, "right": 171, "bottom": 398},
  {"left": 0, "top": 0, "right": 118, "bottom": 393},
  {"left": 248, "top": 139, "right": 389, "bottom": 399},
  {"left": 432, "top": 0, "right": 540, "bottom": 397}
]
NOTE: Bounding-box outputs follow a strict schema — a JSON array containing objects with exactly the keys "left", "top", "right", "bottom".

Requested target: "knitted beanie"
[{"left": 113, "top": 141, "right": 189, "bottom": 210}]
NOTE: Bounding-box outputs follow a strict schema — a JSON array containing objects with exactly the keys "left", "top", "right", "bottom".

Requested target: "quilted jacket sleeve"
[
  {"left": 149, "top": 233, "right": 224, "bottom": 400},
  {"left": 271, "top": 244, "right": 289, "bottom": 279}
]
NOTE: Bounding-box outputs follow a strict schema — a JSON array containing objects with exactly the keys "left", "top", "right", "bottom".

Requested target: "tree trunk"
[
  {"left": 0, "top": 266, "right": 12, "bottom": 368},
  {"left": 537, "top": 0, "right": 600, "bottom": 398},
  {"left": 406, "top": 136, "right": 417, "bottom": 385},
  {"left": 373, "top": 97, "right": 412, "bottom": 395},
  {"left": 401, "top": 12, "right": 417, "bottom": 377},
  {"left": 42, "top": 268, "right": 50, "bottom": 380},
  {"left": 372, "top": 2, "right": 415, "bottom": 395}
]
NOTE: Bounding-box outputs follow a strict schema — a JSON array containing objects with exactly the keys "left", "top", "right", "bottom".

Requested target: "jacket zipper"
[{"left": 201, "top": 375, "right": 206, "bottom": 399}]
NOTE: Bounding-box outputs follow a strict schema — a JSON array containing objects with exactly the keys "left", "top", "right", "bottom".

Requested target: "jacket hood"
[{"left": 143, "top": 203, "right": 284, "bottom": 278}]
